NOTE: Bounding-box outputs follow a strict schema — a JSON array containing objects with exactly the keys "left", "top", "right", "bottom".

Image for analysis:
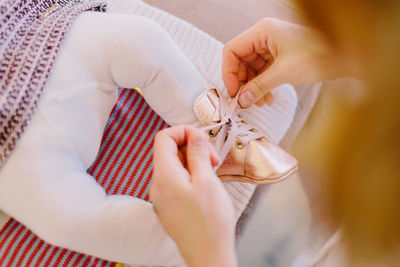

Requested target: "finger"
[
  {"left": 264, "top": 92, "right": 274, "bottom": 105},
  {"left": 153, "top": 126, "right": 192, "bottom": 185},
  {"left": 247, "top": 68, "right": 256, "bottom": 82},
  {"left": 241, "top": 52, "right": 259, "bottom": 64},
  {"left": 222, "top": 47, "right": 241, "bottom": 98},
  {"left": 156, "top": 126, "right": 219, "bottom": 170},
  {"left": 261, "top": 52, "right": 272, "bottom": 61},
  {"left": 238, "top": 62, "right": 248, "bottom": 88},
  {"left": 154, "top": 126, "right": 188, "bottom": 150},
  {"left": 177, "top": 146, "right": 187, "bottom": 168},
  {"left": 238, "top": 63, "right": 280, "bottom": 108},
  {"left": 222, "top": 27, "right": 265, "bottom": 97},
  {"left": 154, "top": 126, "right": 187, "bottom": 166},
  {"left": 255, "top": 99, "right": 264, "bottom": 107},
  {"left": 185, "top": 128, "right": 215, "bottom": 177},
  {"left": 207, "top": 142, "right": 220, "bottom": 167},
  {"left": 224, "top": 26, "right": 264, "bottom": 58},
  {"left": 251, "top": 55, "right": 267, "bottom": 71}
]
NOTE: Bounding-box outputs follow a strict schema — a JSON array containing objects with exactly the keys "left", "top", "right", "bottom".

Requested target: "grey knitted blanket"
[{"left": 0, "top": 0, "right": 106, "bottom": 166}]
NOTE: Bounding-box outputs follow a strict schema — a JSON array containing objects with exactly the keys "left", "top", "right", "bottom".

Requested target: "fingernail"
[{"left": 239, "top": 90, "right": 255, "bottom": 108}]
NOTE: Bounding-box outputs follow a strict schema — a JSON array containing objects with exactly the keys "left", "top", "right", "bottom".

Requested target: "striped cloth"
[{"left": 0, "top": 88, "right": 166, "bottom": 266}]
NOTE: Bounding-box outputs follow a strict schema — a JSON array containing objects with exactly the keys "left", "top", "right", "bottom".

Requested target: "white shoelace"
[{"left": 196, "top": 59, "right": 264, "bottom": 169}]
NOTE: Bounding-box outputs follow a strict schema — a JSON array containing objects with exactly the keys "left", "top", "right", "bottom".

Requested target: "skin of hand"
[
  {"left": 223, "top": 17, "right": 340, "bottom": 108},
  {"left": 150, "top": 126, "right": 238, "bottom": 267}
]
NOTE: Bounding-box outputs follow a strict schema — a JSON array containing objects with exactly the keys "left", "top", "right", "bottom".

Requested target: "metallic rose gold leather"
[
  {"left": 216, "top": 137, "right": 245, "bottom": 177},
  {"left": 193, "top": 88, "right": 298, "bottom": 184},
  {"left": 193, "top": 89, "right": 222, "bottom": 126},
  {"left": 245, "top": 138, "right": 298, "bottom": 182}
]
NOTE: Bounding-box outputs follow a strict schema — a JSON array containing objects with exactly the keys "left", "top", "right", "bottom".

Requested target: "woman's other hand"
[
  {"left": 223, "top": 18, "right": 337, "bottom": 108},
  {"left": 150, "top": 126, "right": 238, "bottom": 267}
]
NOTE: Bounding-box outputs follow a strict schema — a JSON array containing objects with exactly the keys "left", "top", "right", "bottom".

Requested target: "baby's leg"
[
  {"left": 0, "top": 13, "right": 195, "bottom": 266},
  {"left": 0, "top": 109, "right": 182, "bottom": 266},
  {"left": 66, "top": 12, "right": 207, "bottom": 127},
  {"left": 71, "top": 12, "right": 254, "bottom": 221}
]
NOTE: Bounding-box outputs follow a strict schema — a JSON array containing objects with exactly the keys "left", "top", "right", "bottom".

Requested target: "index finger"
[
  {"left": 222, "top": 47, "right": 241, "bottom": 98},
  {"left": 154, "top": 125, "right": 190, "bottom": 162},
  {"left": 154, "top": 125, "right": 211, "bottom": 162},
  {"left": 153, "top": 125, "right": 217, "bottom": 183},
  {"left": 222, "top": 27, "right": 262, "bottom": 97},
  {"left": 153, "top": 126, "right": 191, "bottom": 185}
]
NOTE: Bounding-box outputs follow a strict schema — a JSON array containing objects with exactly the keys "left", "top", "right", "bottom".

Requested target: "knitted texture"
[{"left": 0, "top": 0, "right": 106, "bottom": 167}]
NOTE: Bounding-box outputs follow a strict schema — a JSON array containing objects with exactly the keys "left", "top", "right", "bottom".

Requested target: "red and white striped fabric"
[{"left": 0, "top": 88, "right": 166, "bottom": 266}]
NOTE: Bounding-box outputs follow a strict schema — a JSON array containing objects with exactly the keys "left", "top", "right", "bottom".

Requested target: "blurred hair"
[{"left": 295, "top": 0, "right": 400, "bottom": 265}]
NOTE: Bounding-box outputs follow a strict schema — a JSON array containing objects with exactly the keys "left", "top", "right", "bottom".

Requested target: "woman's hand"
[
  {"left": 150, "top": 126, "right": 238, "bottom": 267},
  {"left": 223, "top": 18, "right": 338, "bottom": 108}
]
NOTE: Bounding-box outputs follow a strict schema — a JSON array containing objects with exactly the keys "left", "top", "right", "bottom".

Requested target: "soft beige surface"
[
  {"left": 146, "top": 0, "right": 301, "bottom": 43},
  {"left": 237, "top": 173, "right": 311, "bottom": 266}
]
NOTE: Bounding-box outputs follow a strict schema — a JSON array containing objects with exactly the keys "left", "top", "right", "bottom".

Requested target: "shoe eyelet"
[
  {"left": 235, "top": 141, "right": 245, "bottom": 149},
  {"left": 208, "top": 130, "right": 216, "bottom": 137}
]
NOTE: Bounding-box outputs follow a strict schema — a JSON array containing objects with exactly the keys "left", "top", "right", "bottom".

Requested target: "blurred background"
[{"left": 237, "top": 174, "right": 311, "bottom": 267}]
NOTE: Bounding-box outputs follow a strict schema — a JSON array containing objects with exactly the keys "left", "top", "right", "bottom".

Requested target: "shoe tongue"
[{"left": 194, "top": 88, "right": 225, "bottom": 126}]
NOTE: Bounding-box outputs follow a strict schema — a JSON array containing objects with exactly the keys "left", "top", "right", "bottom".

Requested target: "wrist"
[
  {"left": 187, "top": 246, "right": 237, "bottom": 267},
  {"left": 213, "top": 245, "right": 237, "bottom": 267},
  {"left": 185, "top": 233, "right": 237, "bottom": 267}
]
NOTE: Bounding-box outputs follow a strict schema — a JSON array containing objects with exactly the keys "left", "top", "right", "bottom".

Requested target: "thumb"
[
  {"left": 238, "top": 63, "right": 281, "bottom": 108},
  {"left": 186, "top": 130, "right": 214, "bottom": 177}
]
